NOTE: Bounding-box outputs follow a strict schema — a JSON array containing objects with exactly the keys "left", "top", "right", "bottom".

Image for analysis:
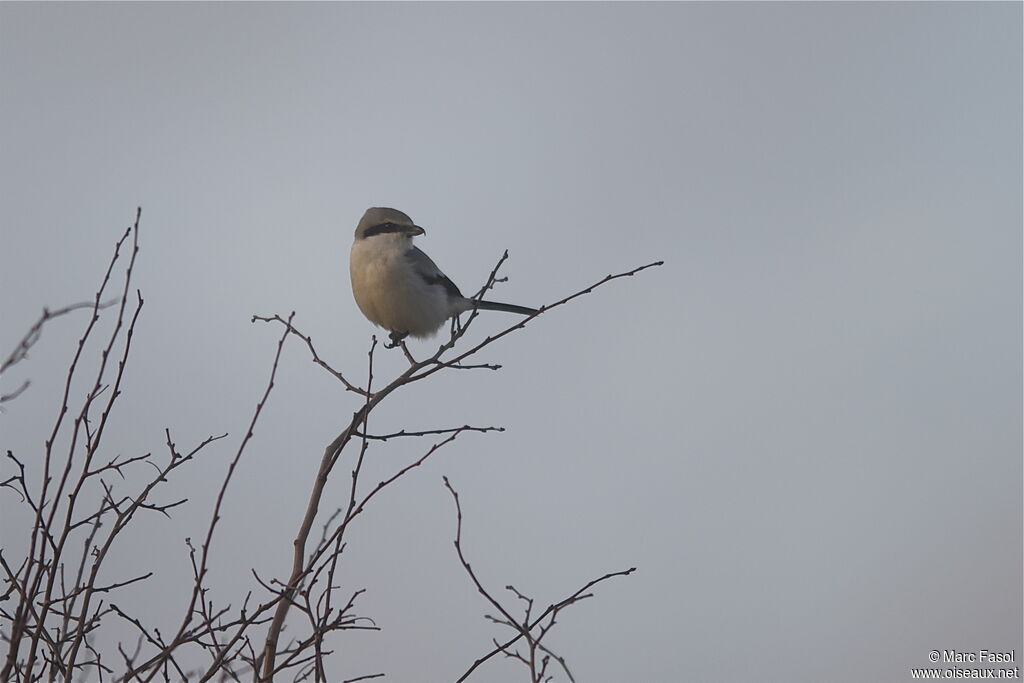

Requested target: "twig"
[
  {"left": 352, "top": 425, "right": 504, "bottom": 441},
  {"left": 341, "top": 674, "right": 385, "bottom": 683},
  {"left": 256, "top": 258, "right": 658, "bottom": 680},
  {"left": 7, "top": 209, "right": 143, "bottom": 682},
  {"left": 137, "top": 313, "right": 294, "bottom": 683},
  {"left": 413, "top": 260, "right": 664, "bottom": 384},
  {"left": 1, "top": 300, "right": 117, "bottom": 378},
  {"left": 444, "top": 477, "right": 635, "bottom": 683},
  {"left": 3, "top": 229, "right": 655, "bottom": 682},
  {"left": 250, "top": 315, "right": 368, "bottom": 397}
]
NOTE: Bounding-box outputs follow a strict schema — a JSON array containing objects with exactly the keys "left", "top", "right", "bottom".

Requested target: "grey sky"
[{"left": 1, "top": 3, "right": 1021, "bottom": 682}]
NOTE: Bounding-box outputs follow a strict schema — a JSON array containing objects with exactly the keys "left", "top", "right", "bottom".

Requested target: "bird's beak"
[{"left": 405, "top": 224, "right": 426, "bottom": 237}]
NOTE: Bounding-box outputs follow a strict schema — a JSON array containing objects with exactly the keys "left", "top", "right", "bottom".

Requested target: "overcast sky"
[{"left": 1, "top": 3, "right": 1021, "bottom": 682}]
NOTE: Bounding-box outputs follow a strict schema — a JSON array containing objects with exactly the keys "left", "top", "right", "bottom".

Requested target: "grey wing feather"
[{"left": 406, "top": 247, "right": 464, "bottom": 300}]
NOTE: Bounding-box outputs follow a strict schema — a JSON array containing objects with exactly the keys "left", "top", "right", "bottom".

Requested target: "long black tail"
[{"left": 474, "top": 300, "right": 538, "bottom": 316}]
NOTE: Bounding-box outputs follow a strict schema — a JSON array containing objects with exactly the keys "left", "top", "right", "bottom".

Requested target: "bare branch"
[
  {"left": 341, "top": 674, "right": 385, "bottom": 683},
  {"left": 251, "top": 314, "right": 368, "bottom": 396},
  {"left": 136, "top": 314, "right": 294, "bottom": 682},
  {"left": 353, "top": 425, "right": 504, "bottom": 441},
  {"left": 445, "top": 477, "right": 636, "bottom": 683},
  {"left": 5, "top": 208, "right": 143, "bottom": 682},
  {"left": 1, "top": 300, "right": 117, "bottom": 379},
  {"left": 4, "top": 218, "right": 652, "bottom": 683}
]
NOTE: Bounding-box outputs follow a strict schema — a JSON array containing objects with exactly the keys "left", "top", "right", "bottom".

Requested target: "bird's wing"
[{"left": 405, "top": 246, "right": 464, "bottom": 300}]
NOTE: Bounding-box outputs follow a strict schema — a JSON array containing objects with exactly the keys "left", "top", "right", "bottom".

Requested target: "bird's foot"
[{"left": 385, "top": 331, "right": 408, "bottom": 349}]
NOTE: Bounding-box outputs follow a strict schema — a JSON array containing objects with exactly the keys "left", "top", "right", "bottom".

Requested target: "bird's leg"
[
  {"left": 385, "top": 330, "right": 408, "bottom": 348},
  {"left": 451, "top": 313, "right": 466, "bottom": 338}
]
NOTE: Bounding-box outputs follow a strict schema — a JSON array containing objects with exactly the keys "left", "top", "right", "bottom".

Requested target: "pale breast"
[{"left": 350, "top": 239, "right": 451, "bottom": 337}]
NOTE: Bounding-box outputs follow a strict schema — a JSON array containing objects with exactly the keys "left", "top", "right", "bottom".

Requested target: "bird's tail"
[{"left": 474, "top": 300, "right": 539, "bottom": 316}]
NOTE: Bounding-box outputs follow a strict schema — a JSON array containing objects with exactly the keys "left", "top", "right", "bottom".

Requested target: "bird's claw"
[{"left": 385, "top": 331, "right": 408, "bottom": 349}]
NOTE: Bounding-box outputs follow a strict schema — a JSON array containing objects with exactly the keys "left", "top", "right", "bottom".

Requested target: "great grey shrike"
[{"left": 350, "top": 207, "right": 537, "bottom": 342}]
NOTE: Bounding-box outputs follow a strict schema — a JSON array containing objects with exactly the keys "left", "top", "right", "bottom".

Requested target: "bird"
[{"left": 350, "top": 207, "right": 538, "bottom": 343}]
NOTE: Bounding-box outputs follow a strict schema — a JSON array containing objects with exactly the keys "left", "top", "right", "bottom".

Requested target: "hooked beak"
[{"left": 405, "top": 224, "right": 426, "bottom": 237}]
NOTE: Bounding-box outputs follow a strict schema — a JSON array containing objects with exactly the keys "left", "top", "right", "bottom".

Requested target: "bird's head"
[{"left": 355, "top": 207, "right": 426, "bottom": 241}]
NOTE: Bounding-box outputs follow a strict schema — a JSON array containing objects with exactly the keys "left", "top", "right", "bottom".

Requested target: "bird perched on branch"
[{"left": 350, "top": 207, "right": 538, "bottom": 344}]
